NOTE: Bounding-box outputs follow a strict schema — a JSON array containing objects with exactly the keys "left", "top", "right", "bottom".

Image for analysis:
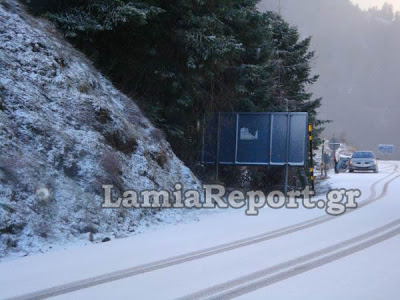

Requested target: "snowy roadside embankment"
[
  {"left": 0, "top": 0, "right": 201, "bottom": 260},
  {"left": 1, "top": 161, "right": 398, "bottom": 300}
]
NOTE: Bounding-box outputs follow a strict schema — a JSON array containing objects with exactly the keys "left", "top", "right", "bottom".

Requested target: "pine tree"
[{"left": 26, "top": 0, "right": 326, "bottom": 186}]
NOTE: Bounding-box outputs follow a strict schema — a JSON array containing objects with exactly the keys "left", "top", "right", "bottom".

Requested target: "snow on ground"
[
  {"left": 0, "top": 161, "right": 399, "bottom": 299},
  {"left": 0, "top": 0, "right": 201, "bottom": 260},
  {"left": 239, "top": 167, "right": 400, "bottom": 300},
  {"left": 238, "top": 235, "right": 400, "bottom": 300},
  {"left": 1, "top": 1, "right": 398, "bottom": 298}
]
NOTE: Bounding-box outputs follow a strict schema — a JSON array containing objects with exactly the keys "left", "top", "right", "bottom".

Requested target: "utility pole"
[
  {"left": 276, "top": 0, "right": 288, "bottom": 112},
  {"left": 277, "top": 0, "right": 284, "bottom": 109},
  {"left": 277, "top": 0, "right": 290, "bottom": 196},
  {"left": 278, "top": 0, "right": 282, "bottom": 15}
]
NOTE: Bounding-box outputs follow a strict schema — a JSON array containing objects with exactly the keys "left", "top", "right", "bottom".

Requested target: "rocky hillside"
[{"left": 0, "top": 0, "right": 200, "bottom": 259}]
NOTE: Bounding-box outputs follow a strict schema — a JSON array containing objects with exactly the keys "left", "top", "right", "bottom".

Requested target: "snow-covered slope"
[{"left": 0, "top": 1, "right": 200, "bottom": 259}]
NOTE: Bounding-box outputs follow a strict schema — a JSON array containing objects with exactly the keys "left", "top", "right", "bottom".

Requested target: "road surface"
[{"left": 1, "top": 161, "right": 400, "bottom": 300}]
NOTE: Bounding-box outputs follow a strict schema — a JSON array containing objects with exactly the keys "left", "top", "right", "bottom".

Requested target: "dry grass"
[{"left": 103, "top": 129, "right": 138, "bottom": 155}]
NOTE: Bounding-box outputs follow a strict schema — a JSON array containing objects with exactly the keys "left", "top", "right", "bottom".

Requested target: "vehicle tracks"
[
  {"left": 178, "top": 219, "right": 400, "bottom": 300},
  {"left": 7, "top": 163, "right": 400, "bottom": 300}
]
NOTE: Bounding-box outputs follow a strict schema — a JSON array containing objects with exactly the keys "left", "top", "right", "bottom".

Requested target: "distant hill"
[{"left": 259, "top": 0, "right": 400, "bottom": 158}]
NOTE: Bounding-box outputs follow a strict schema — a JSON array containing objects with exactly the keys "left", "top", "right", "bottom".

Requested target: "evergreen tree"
[{"left": 24, "top": 0, "right": 325, "bottom": 187}]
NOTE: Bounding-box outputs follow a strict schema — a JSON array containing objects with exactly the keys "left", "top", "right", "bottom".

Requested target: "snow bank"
[{"left": 0, "top": 0, "right": 201, "bottom": 260}]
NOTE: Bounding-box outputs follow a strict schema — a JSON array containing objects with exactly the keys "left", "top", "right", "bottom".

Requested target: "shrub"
[{"left": 103, "top": 129, "right": 138, "bottom": 155}]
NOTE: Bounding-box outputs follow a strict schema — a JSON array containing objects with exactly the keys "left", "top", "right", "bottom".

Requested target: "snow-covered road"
[{"left": 1, "top": 161, "right": 400, "bottom": 300}]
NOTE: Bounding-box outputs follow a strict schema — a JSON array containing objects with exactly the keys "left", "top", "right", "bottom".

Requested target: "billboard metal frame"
[{"left": 201, "top": 112, "right": 309, "bottom": 167}]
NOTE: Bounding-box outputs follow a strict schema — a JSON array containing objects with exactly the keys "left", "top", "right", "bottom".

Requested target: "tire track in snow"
[
  {"left": 178, "top": 219, "right": 400, "bottom": 300},
  {"left": 6, "top": 163, "right": 399, "bottom": 300}
]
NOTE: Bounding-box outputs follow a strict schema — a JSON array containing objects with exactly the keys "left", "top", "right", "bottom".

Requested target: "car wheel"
[{"left": 373, "top": 169, "right": 378, "bottom": 173}]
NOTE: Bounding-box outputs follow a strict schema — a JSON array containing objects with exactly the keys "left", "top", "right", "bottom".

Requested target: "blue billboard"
[
  {"left": 202, "top": 112, "right": 308, "bottom": 166},
  {"left": 378, "top": 144, "right": 395, "bottom": 154}
]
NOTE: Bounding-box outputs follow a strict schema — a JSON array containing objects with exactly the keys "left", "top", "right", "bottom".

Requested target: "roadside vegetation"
[{"left": 25, "top": 0, "right": 326, "bottom": 188}]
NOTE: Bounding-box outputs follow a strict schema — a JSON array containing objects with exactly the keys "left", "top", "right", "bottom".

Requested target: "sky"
[
  {"left": 350, "top": 0, "right": 400, "bottom": 11},
  {"left": 258, "top": 0, "right": 400, "bottom": 158}
]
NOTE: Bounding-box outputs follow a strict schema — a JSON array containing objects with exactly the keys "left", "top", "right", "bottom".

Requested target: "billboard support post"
[
  {"left": 284, "top": 164, "right": 289, "bottom": 196},
  {"left": 215, "top": 112, "right": 221, "bottom": 182}
]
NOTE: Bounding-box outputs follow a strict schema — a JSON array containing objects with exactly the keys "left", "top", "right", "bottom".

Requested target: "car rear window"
[{"left": 352, "top": 152, "right": 375, "bottom": 158}]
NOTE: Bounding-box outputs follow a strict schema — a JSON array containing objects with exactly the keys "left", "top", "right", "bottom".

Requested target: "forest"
[{"left": 26, "top": 0, "right": 324, "bottom": 188}]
